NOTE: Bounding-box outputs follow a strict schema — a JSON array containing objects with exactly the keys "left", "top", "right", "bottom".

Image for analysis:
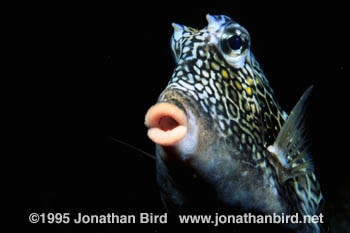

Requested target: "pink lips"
[{"left": 145, "top": 103, "right": 187, "bottom": 146}]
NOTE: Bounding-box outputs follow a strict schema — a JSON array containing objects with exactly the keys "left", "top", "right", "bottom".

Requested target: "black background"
[{"left": 16, "top": 2, "right": 348, "bottom": 232}]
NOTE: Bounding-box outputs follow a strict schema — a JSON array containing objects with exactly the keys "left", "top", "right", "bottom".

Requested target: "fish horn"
[
  {"left": 172, "top": 23, "right": 183, "bottom": 32},
  {"left": 171, "top": 23, "right": 184, "bottom": 41},
  {"left": 145, "top": 103, "right": 187, "bottom": 146},
  {"left": 206, "top": 14, "right": 221, "bottom": 31},
  {"left": 206, "top": 14, "right": 216, "bottom": 25}
]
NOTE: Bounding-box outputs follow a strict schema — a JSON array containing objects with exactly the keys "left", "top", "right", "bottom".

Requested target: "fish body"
[{"left": 145, "top": 15, "right": 324, "bottom": 232}]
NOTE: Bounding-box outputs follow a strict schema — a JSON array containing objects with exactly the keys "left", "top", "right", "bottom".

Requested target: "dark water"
[{"left": 19, "top": 3, "right": 348, "bottom": 232}]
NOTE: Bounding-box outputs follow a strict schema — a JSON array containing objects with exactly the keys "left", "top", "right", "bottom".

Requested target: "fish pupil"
[{"left": 227, "top": 35, "right": 242, "bottom": 51}]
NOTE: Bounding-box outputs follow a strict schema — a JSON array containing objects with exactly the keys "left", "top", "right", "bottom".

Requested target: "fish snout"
[{"left": 145, "top": 102, "right": 188, "bottom": 146}]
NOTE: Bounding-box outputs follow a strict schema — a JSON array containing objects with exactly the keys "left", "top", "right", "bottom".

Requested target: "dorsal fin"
[{"left": 267, "top": 86, "right": 314, "bottom": 183}]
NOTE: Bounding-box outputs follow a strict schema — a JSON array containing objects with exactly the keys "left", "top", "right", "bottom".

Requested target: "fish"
[{"left": 144, "top": 14, "right": 325, "bottom": 233}]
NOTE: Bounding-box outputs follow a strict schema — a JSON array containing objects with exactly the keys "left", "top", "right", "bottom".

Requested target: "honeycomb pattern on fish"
[
  {"left": 163, "top": 19, "right": 286, "bottom": 161},
  {"left": 157, "top": 15, "right": 324, "bottom": 232}
]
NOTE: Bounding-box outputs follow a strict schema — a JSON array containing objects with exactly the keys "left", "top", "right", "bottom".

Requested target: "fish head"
[
  {"left": 144, "top": 15, "right": 278, "bottom": 210},
  {"left": 145, "top": 14, "right": 259, "bottom": 159}
]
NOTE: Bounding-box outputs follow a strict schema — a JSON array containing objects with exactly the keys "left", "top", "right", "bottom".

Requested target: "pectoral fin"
[{"left": 267, "top": 86, "right": 314, "bottom": 183}]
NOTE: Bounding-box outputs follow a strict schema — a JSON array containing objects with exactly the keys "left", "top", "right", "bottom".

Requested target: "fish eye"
[
  {"left": 220, "top": 31, "right": 249, "bottom": 56},
  {"left": 219, "top": 24, "right": 250, "bottom": 69},
  {"left": 227, "top": 35, "right": 242, "bottom": 51}
]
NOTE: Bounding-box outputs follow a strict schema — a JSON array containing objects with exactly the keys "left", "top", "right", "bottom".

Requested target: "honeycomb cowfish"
[{"left": 145, "top": 15, "right": 324, "bottom": 233}]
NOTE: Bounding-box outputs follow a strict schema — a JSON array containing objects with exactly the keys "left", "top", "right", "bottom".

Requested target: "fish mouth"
[{"left": 145, "top": 102, "right": 188, "bottom": 146}]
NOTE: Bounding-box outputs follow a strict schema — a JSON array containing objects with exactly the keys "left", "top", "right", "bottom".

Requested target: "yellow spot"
[
  {"left": 235, "top": 81, "right": 242, "bottom": 90},
  {"left": 221, "top": 69, "right": 229, "bottom": 79},
  {"left": 244, "top": 102, "right": 250, "bottom": 112},
  {"left": 248, "top": 78, "right": 254, "bottom": 85},
  {"left": 245, "top": 87, "right": 252, "bottom": 95},
  {"left": 211, "top": 62, "right": 220, "bottom": 71},
  {"left": 251, "top": 103, "right": 256, "bottom": 113}
]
